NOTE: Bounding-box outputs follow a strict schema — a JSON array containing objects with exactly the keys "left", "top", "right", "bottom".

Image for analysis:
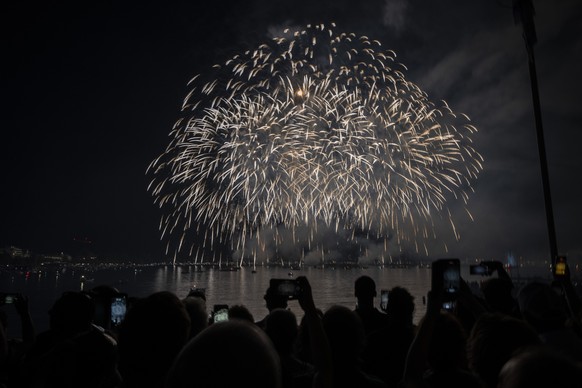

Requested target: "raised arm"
[
  {"left": 14, "top": 294, "right": 35, "bottom": 347},
  {"left": 402, "top": 290, "right": 441, "bottom": 384},
  {"left": 483, "top": 261, "right": 513, "bottom": 287},
  {"left": 458, "top": 277, "right": 487, "bottom": 320},
  {"left": 296, "top": 276, "right": 332, "bottom": 388},
  {"left": 555, "top": 264, "right": 582, "bottom": 324},
  {"left": 0, "top": 317, "right": 7, "bottom": 364}
]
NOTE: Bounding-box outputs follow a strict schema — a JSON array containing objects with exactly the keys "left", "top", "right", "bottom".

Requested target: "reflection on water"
[{"left": 0, "top": 264, "right": 551, "bottom": 338}]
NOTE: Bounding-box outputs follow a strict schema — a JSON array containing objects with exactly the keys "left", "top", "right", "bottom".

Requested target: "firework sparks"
[{"left": 148, "top": 23, "right": 483, "bottom": 265}]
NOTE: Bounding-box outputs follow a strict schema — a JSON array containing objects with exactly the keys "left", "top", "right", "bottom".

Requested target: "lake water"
[{"left": 1, "top": 264, "right": 552, "bottom": 338}]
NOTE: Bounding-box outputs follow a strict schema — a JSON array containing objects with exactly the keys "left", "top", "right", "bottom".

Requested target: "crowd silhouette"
[{"left": 1, "top": 261, "right": 582, "bottom": 388}]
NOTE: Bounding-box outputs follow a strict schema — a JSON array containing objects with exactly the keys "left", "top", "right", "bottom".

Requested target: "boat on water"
[{"left": 219, "top": 265, "right": 240, "bottom": 272}]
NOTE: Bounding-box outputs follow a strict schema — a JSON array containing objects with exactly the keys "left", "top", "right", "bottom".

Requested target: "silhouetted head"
[
  {"left": 467, "top": 313, "right": 541, "bottom": 388},
  {"left": 228, "top": 304, "right": 254, "bottom": 323},
  {"left": 264, "top": 286, "right": 288, "bottom": 311},
  {"left": 49, "top": 291, "right": 95, "bottom": 334},
  {"left": 182, "top": 296, "right": 208, "bottom": 339},
  {"left": 427, "top": 312, "right": 468, "bottom": 371},
  {"left": 186, "top": 289, "right": 206, "bottom": 301},
  {"left": 323, "top": 305, "right": 366, "bottom": 366},
  {"left": 166, "top": 320, "right": 282, "bottom": 388},
  {"left": 481, "top": 278, "right": 516, "bottom": 315},
  {"left": 517, "top": 281, "right": 567, "bottom": 333},
  {"left": 386, "top": 286, "right": 415, "bottom": 325},
  {"left": 354, "top": 275, "right": 377, "bottom": 301},
  {"left": 118, "top": 291, "right": 190, "bottom": 387},
  {"left": 39, "top": 293, "right": 119, "bottom": 388},
  {"left": 265, "top": 308, "right": 298, "bottom": 356},
  {"left": 295, "top": 308, "right": 323, "bottom": 364},
  {"left": 90, "top": 284, "right": 120, "bottom": 298},
  {"left": 498, "top": 346, "right": 582, "bottom": 388},
  {"left": 88, "top": 284, "right": 123, "bottom": 329}
]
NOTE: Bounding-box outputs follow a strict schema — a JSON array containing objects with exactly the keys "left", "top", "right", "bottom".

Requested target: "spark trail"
[{"left": 148, "top": 23, "right": 483, "bottom": 265}]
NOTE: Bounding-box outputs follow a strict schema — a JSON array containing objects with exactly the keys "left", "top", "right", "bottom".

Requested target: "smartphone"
[
  {"left": 1, "top": 293, "right": 19, "bottom": 304},
  {"left": 380, "top": 289, "right": 389, "bottom": 311},
  {"left": 470, "top": 263, "right": 490, "bottom": 276},
  {"left": 554, "top": 256, "right": 567, "bottom": 277},
  {"left": 110, "top": 293, "right": 128, "bottom": 327},
  {"left": 432, "top": 258, "right": 461, "bottom": 308},
  {"left": 213, "top": 304, "right": 229, "bottom": 323},
  {"left": 270, "top": 279, "right": 302, "bottom": 300}
]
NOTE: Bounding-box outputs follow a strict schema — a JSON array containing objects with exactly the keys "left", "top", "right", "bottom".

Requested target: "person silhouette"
[
  {"left": 265, "top": 308, "right": 314, "bottom": 388},
  {"left": 467, "top": 312, "right": 541, "bottom": 388},
  {"left": 166, "top": 320, "right": 282, "bottom": 388},
  {"left": 24, "top": 291, "right": 119, "bottom": 388},
  {"left": 255, "top": 283, "right": 289, "bottom": 330},
  {"left": 353, "top": 276, "right": 389, "bottom": 335},
  {"left": 117, "top": 291, "right": 190, "bottom": 388},
  {"left": 363, "top": 286, "right": 416, "bottom": 386},
  {"left": 228, "top": 304, "right": 255, "bottom": 323},
  {"left": 517, "top": 281, "right": 582, "bottom": 363},
  {"left": 182, "top": 295, "right": 208, "bottom": 339},
  {"left": 498, "top": 346, "right": 582, "bottom": 388},
  {"left": 323, "top": 305, "right": 387, "bottom": 387}
]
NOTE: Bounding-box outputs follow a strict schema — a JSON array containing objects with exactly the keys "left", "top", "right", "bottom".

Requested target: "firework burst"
[{"left": 148, "top": 23, "right": 483, "bottom": 264}]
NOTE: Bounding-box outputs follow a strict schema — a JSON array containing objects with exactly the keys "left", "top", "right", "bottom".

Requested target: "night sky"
[{"left": 2, "top": 0, "right": 581, "bottom": 263}]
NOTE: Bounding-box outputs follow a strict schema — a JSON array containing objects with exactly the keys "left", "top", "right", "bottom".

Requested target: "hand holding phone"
[
  {"left": 296, "top": 276, "right": 315, "bottom": 312},
  {"left": 270, "top": 279, "right": 302, "bottom": 300},
  {"left": 431, "top": 258, "right": 460, "bottom": 311},
  {"left": 110, "top": 293, "right": 128, "bottom": 327},
  {"left": 480, "top": 261, "right": 505, "bottom": 274}
]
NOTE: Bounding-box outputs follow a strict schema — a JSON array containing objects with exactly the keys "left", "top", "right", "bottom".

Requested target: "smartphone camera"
[
  {"left": 212, "top": 304, "right": 229, "bottom": 323},
  {"left": 270, "top": 279, "right": 302, "bottom": 300},
  {"left": 470, "top": 264, "right": 490, "bottom": 276},
  {"left": 380, "top": 289, "right": 389, "bottom": 312},
  {"left": 110, "top": 294, "right": 128, "bottom": 327},
  {"left": 432, "top": 258, "right": 461, "bottom": 309}
]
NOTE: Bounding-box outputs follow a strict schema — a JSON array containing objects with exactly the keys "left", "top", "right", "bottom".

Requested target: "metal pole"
[
  {"left": 526, "top": 48, "right": 559, "bottom": 262},
  {"left": 513, "top": 0, "right": 559, "bottom": 262}
]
